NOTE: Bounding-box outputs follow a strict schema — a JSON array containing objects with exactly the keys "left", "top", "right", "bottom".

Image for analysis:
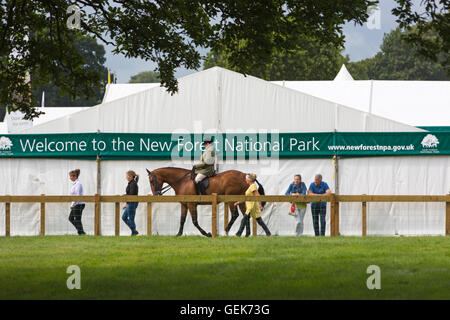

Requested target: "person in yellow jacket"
[
  {"left": 234, "top": 173, "right": 271, "bottom": 237},
  {"left": 193, "top": 137, "right": 215, "bottom": 194}
]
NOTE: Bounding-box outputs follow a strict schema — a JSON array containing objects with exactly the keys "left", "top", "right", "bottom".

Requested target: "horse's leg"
[
  {"left": 189, "top": 204, "right": 212, "bottom": 237},
  {"left": 177, "top": 203, "right": 188, "bottom": 237},
  {"left": 225, "top": 203, "right": 239, "bottom": 235}
]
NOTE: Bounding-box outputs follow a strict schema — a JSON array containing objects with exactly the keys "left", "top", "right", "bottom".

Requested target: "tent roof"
[
  {"left": 272, "top": 80, "right": 449, "bottom": 126},
  {"left": 33, "top": 107, "right": 89, "bottom": 125},
  {"left": 21, "top": 67, "right": 423, "bottom": 134},
  {"left": 334, "top": 64, "right": 354, "bottom": 81},
  {"left": 0, "top": 107, "right": 88, "bottom": 134},
  {"left": 102, "top": 83, "right": 160, "bottom": 103}
]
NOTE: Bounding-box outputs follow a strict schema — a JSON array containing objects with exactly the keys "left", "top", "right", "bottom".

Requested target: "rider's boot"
[
  {"left": 194, "top": 182, "right": 201, "bottom": 195},
  {"left": 199, "top": 182, "right": 206, "bottom": 195}
]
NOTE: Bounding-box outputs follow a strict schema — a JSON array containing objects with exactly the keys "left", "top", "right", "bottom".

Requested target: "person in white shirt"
[{"left": 69, "top": 169, "right": 86, "bottom": 235}]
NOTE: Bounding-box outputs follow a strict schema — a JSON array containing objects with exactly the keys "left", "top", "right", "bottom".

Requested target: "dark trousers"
[
  {"left": 311, "top": 205, "right": 326, "bottom": 236},
  {"left": 122, "top": 202, "right": 139, "bottom": 234},
  {"left": 69, "top": 204, "right": 85, "bottom": 234},
  {"left": 256, "top": 217, "right": 271, "bottom": 236},
  {"left": 236, "top": 215, "right": 271, "bottom": 237},
  {"left": 236, "top": 214, "right": 251, "bottom": 237}
]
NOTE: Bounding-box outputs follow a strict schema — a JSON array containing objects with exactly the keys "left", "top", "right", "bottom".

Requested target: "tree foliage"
[
  {"left": 392, "top": 0, "right": 449, "bottom": 73},
  {"left": 1, "top": 0, "right": 377, "bottom": 118},
  {"left": 31, "top": 36, "right": 108, "bottom": 107},
  {"left": 347, "top": 27, "right": 449, "bottom": 80},
  {"left": 129, "top": 71, "right": 160, "bottom": 83},
  {"left": 204, "top": 36, "right": 349, "bottom": 80}
]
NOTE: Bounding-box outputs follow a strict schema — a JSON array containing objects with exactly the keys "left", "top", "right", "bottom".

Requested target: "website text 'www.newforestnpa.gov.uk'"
[{"left": 328, "top": 144, "right": 415, "bottom": 152}]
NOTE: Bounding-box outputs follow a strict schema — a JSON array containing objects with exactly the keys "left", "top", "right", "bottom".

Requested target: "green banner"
[
  {"left": 333, "top": 132, "right": 449, "bottom": 156},
  {"left": 0, "top": 131, "right": 449, "bottom": 159}
]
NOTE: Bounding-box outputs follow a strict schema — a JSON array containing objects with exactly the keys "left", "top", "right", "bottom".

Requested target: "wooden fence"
[{"left": 0, "top": 194, "right": 449, "bottom": 237}]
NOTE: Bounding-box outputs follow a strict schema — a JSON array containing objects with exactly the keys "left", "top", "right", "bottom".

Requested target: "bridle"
[
  {"left": 148, "top": 170, "right": 191, "bottom": 196},
  {"left": 149, "top": 171, "right": 169, "bottom": 195}
]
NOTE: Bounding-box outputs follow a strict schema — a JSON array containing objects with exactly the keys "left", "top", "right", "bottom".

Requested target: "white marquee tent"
[
  {"left": 0, "top": 107, "right": 89, "bottom": 134},
  {"left": 102, "top": 83, "right": 160, "bottom": 104},
  {"left": 272, "top": 65, "right": 450, "bottom": 127},
  {"left": 1, "top": 67, "right": 449, "bottom": 237}
]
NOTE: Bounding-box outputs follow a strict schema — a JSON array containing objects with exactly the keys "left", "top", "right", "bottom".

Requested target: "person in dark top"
[{"left": 122, "top": 170, "right": 139, "bottom": 236}]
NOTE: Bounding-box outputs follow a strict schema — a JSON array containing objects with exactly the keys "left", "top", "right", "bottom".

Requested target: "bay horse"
[{"left": 146, "top": 167, "right": 252, "bottom": 237}]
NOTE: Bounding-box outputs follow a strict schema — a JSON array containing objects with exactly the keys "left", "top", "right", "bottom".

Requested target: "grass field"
[{"left": 0, "top": 235, "right": 449, "bottom": 300}]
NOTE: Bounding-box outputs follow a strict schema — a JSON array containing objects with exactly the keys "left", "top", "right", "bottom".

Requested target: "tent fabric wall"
[
  {"left": 0, "top": 158, "right": 334, "bottom": 236},
  {"left": 339, "top": 156, "right": 450, "bottom": 236},
  {"left": 0, "top": 159, "right": 97, "bottom": 236},
  {"left": 1, "top": 156, "right": 448, "bottom": 236}
]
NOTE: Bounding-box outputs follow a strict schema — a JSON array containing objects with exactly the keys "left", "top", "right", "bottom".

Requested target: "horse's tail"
[{"left": 255, "top": 179, "right": 266, "bottom": 208}]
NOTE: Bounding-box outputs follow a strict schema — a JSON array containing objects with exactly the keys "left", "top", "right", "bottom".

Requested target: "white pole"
[
  {"left": 41, "top": 91, "right": 45, "bottom": 108},
  {"left": 368, "top": 79, "right": 374, "bottom": 114},
  {"left": 215, "top": 68, "right": 222, "bottom": 174}
]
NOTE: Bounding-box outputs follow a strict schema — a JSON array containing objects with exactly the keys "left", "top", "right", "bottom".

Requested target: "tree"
[
  {"left": 1, "top": 0, "right": 377, "bottom": 118},
  {"left": 392, "top": 0, "right": 449, "bottom": 73},
  {"left": 0, "top": 106, "right": 5, "bottom": 121},
  {"left": 31, "top": 36, "right": 108, "bottom": 107},
  {"left": 129, "top": 71, "right": 160, "bottom": 83},
  {"left": 204, "top": 36, "right": 349, "bottom": 80},
  {"left": 347, "top": 27, "right": 449, "bottom": 80},
  {"left": 345, "top": 57, "right": 371, "bottom": 80}
]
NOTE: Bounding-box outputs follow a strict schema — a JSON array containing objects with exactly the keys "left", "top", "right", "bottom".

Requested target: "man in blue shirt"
[{"left": 308, "top": 174, "right": 331, "bottom": 236}]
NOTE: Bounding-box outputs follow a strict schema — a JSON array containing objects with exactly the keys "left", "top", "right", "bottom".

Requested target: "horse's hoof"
[
  {"left": 176, "top": 233, "right": 182, "bottom": 237},
  {"left": 206, "top": 232, "right": 212, "bottom": 238}
]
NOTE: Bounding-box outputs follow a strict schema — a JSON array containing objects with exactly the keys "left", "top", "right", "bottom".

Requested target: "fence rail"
[{"left": 1, "top": 194, "right": 449, "bottom": 237}]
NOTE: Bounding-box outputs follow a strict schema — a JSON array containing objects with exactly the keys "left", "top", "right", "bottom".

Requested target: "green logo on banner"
[
  {"left": 420, "top": 134, "right": 440, "bottom": 154},
  {"left": 0, "top": 136, "right": 13, "bottom": 156}
]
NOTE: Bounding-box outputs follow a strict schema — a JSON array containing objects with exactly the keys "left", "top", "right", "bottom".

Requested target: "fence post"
[
  {"left": 336, "top": 198, "right": 340, "bottom": 236},
  {"left": 362, "top": 194, "right": 367, "bottom": 236},
  {"left": 115, "top": 201, "right": 120, "bottom": 236},
  {"left": 147, "top": 201, "right": 152, "bottom": 236},
  {"left": 5, "top": 198, "right": 10, "bottom": 237},
  {"left": 94, "top": 193, "right": 100, "bottom": 236},
  {"left": 252, "top": 217, "right": 257, "bottom": 236},
  {"left": 40, "top": 194, "right": 45, "bottom": 236},
  {"left": 224, "top": 202, "right": 229, "bottom": 232},
  {"left": 330, "top": 193, "right": 336, "bottom": 236},
  {"left": 212, "top": 193, "right": 217, "bottom": 238},
  {"left": 446, "top": 194, "right": 450, "bottom": 236}
]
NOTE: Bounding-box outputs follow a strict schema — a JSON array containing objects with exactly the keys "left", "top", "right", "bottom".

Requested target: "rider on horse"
[{"left": 193, "top": 137, "right": 215, "bottom": 195}]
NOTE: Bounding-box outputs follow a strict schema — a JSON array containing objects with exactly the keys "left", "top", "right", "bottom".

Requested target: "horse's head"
[{"left": 146, "top": 168, "right": 163, "bottom": 196}]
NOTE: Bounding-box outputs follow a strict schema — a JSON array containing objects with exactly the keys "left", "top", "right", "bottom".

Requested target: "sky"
[{"left": 104, "top": 0, "right": 406, "bottom": 83}]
